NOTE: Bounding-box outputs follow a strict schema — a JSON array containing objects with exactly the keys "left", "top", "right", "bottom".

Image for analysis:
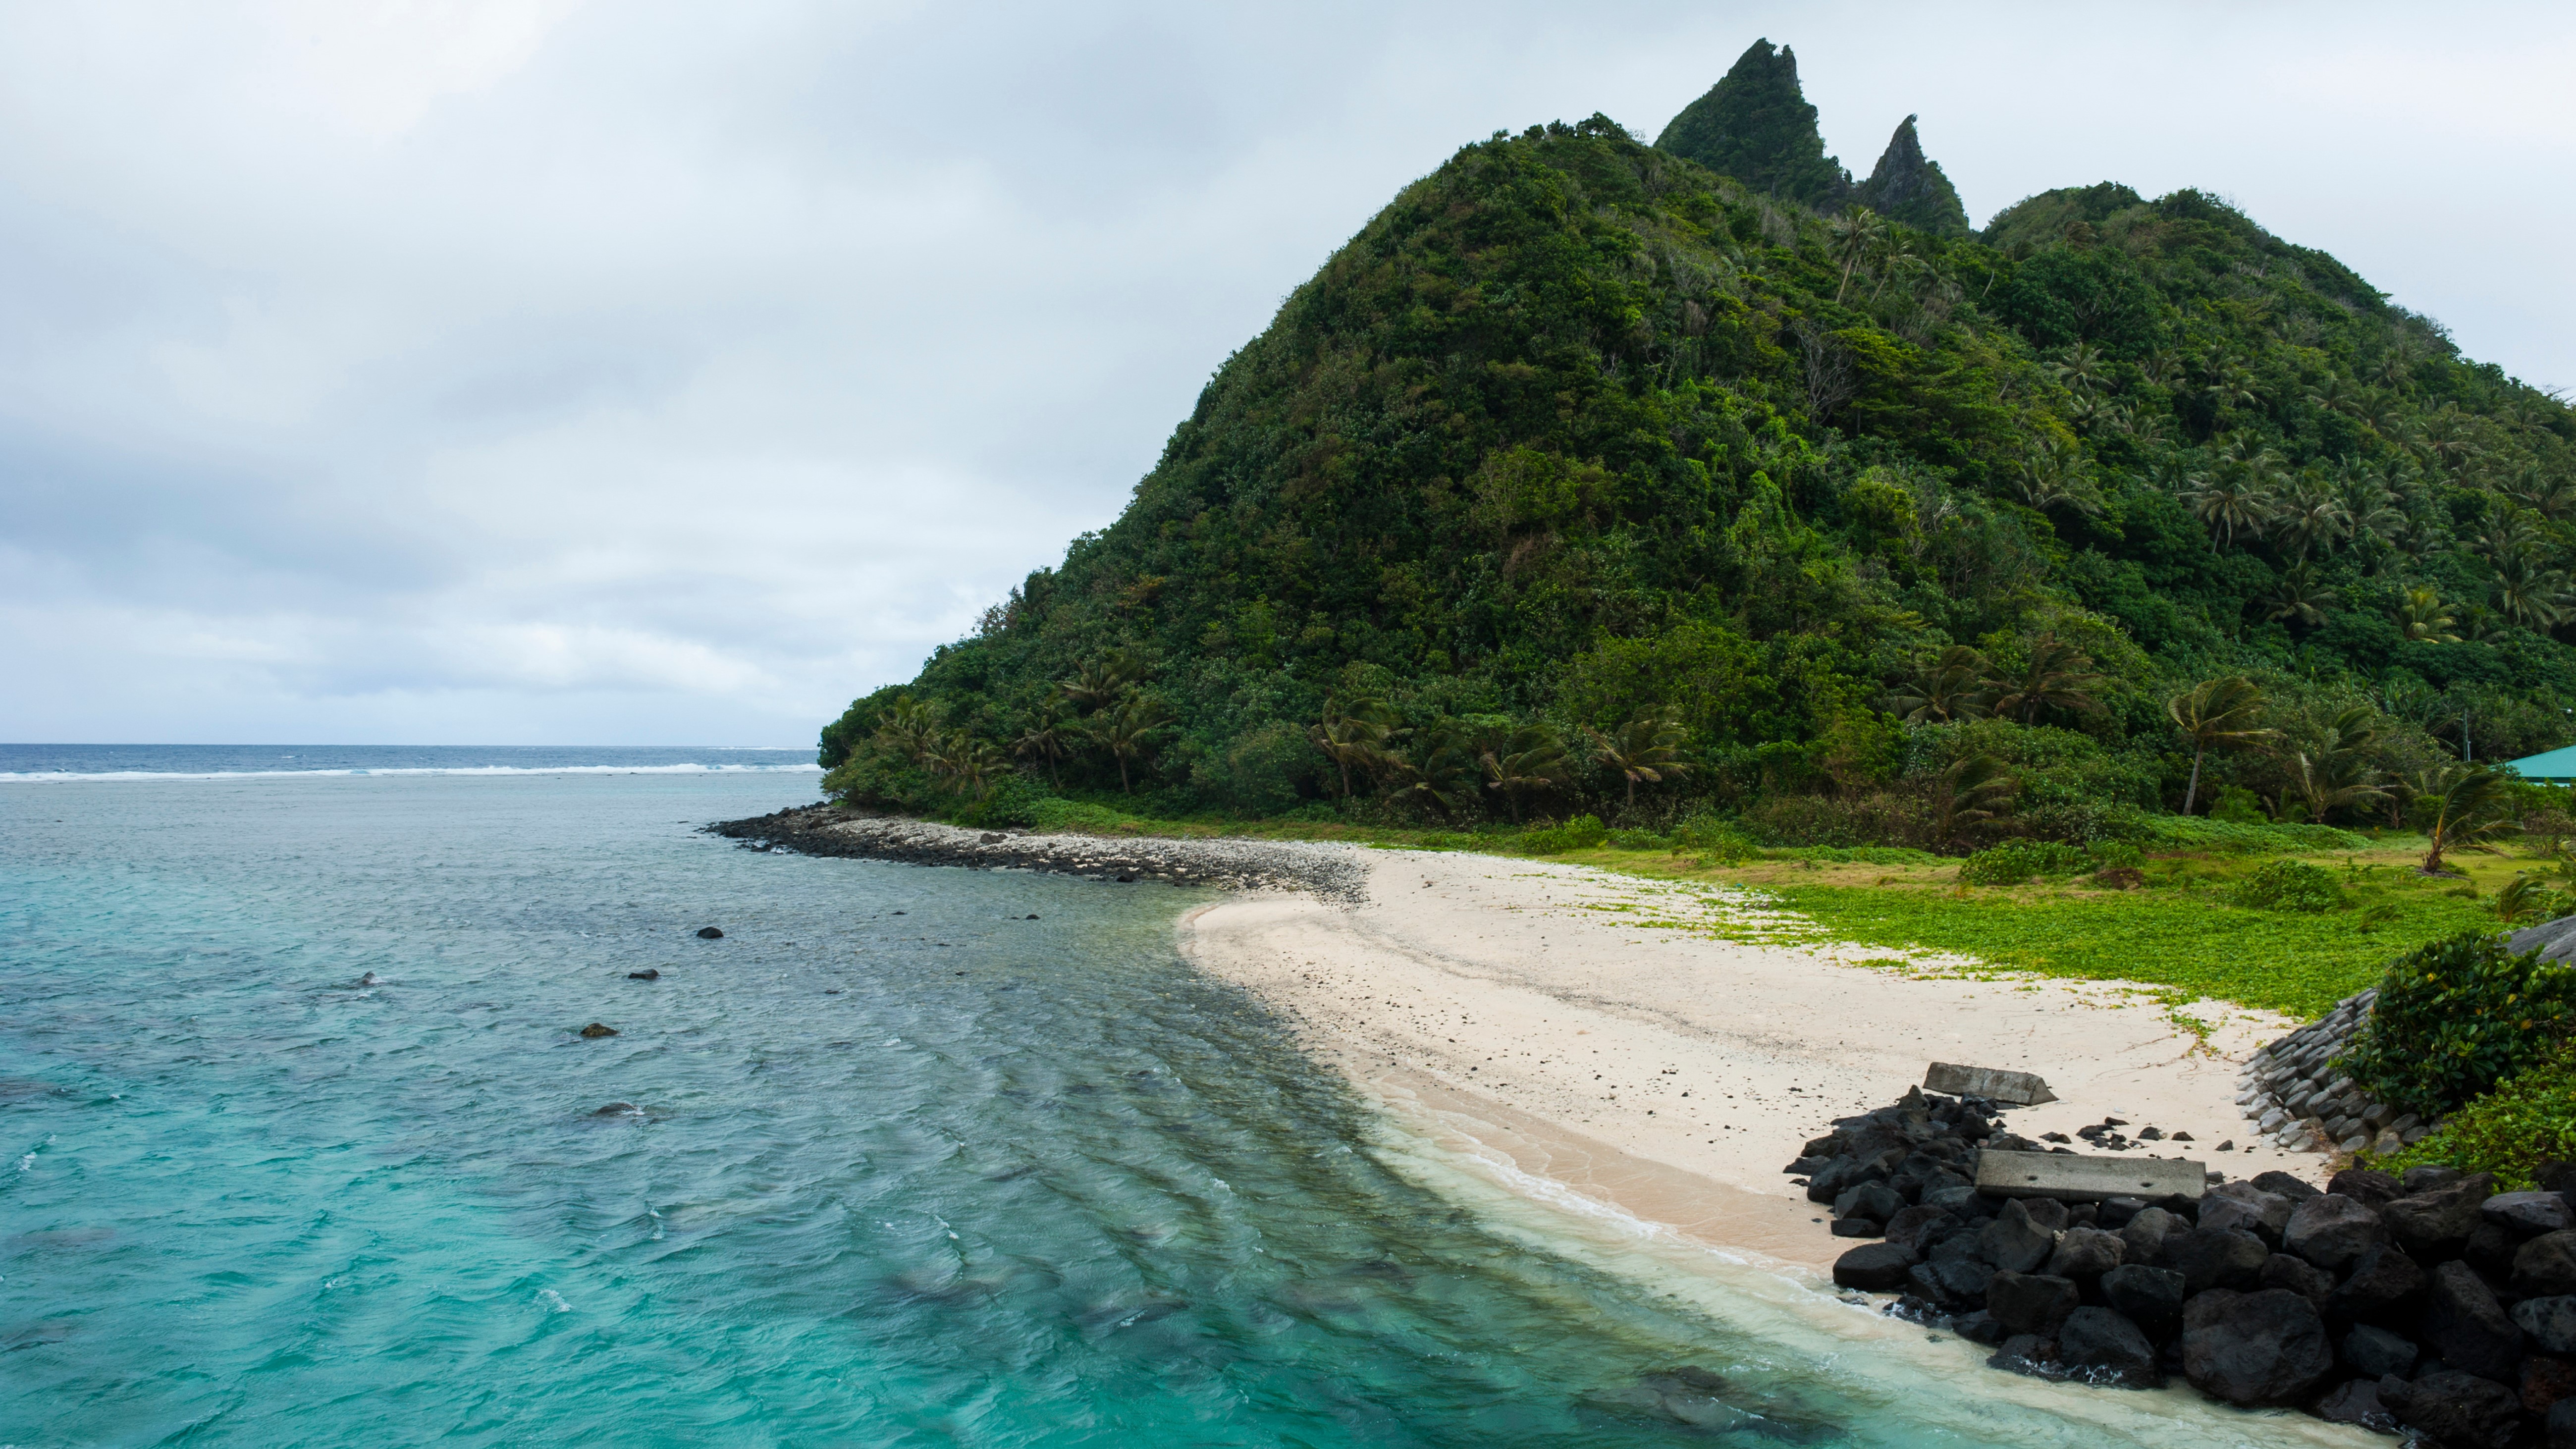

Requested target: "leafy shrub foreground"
[
  {"left": 2373, "top": 1048, "right": 2576, "bottom": 1190},
  {"left": 2234, "top": 859, "right": 2345, "bottom": 912},
  {"left": 2341, "top": 930, "right": 2576, "bottom": 1116}
]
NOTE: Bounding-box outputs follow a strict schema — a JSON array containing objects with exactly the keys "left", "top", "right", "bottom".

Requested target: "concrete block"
[
  {"left": 1975, "top": 1149, "right": 2208, "bottom": 1203},
  {"left": 1924, "top": 1062, "right": 2058, "bottom": 1106}
]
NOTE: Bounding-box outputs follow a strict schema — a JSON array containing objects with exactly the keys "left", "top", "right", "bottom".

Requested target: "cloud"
[{"left": 0, "top": 0, "right": 2568, "bottom": 743}]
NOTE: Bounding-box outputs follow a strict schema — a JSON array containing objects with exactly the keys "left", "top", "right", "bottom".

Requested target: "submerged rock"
[
  {"left": 696, "top": 926, "right": 724, "bottom": 939},
  {"left": 578, "top": 1022, "right": 619, "bottom": 1038},
  {"left": 628, "top": 969, "right": 660, "bottom": 980}
]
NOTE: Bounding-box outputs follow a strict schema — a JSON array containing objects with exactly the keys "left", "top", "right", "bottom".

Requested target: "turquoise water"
[{"left": 0, "top": 758, "right": 2261, "bottom": 1447}]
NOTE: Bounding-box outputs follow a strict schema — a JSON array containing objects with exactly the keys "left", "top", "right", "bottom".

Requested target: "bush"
[
  {"left": 1958, "top": 839, "right": 2092, "bottom": 885},
  {"left": 1519, "top": 815, "right": 1608, "bottom": 855},
  {"left": 2371, "top": 1048, "right": 2576, "bottom": 1189},
  {"left": 956, "top": 775, "right": 1051, "bottom": 829},
  {"left": 1673, "top": 815, "right": 1760, "bottom": 863},
  {"left": 2341, "top": 930, "right": 2576, "bottom": 1117},
  {"left": 2234, "top": 859, "right": 2344, "bottom": 912},
  {"left": 2087, "top": 839, "right": 2145, "bottom": 870},
  {"left": 2210, "top": 786, "right": 2267, "bottom": 823},
  {"left": 2137, "top": 816, "right": 2371, "bottom": 853},
  {"left": 1607, "top": 829, "right": 1672, "bottom": 850}
]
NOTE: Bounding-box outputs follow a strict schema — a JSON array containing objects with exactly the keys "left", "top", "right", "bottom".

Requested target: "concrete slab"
[
  {"left": 1925, "top": 1061, "right": 2058, "bottom": 1106},
  {"left": 1975, "top": 1149, "right": 2206, "bottom": 1203}
]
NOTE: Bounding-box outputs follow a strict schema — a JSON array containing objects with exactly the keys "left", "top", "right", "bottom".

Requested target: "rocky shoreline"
[
  {"left": 704, "top": 805, "right": 1370, "bottom": 904},
  {"left": 1811, "top": 1088, "right": 2576, "bottom": 1446}
]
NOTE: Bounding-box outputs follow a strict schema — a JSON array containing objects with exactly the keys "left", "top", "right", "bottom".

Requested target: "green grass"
[{"left": 1761, "top": 881, "right": 2496, "bottom": 1019}]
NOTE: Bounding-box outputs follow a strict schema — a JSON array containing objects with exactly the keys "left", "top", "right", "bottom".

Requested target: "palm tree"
[
  {"left": 875, "top": 694, "right": 939, "bottom": 763},
  {"left": 1391, "top": 722, "right": 1482, "bottom": 818},
  {"left": 2269, "top": 476, "right": 2351, "bottom": 559},
  {"left": 2203, "top": 363, "right": 2261, "bottom": 415},
  {"left": 2263, "top": 562, "right": 2341, "bottom": 628},
  {"left": 925, "top": 731, "right": 1009, "bottom": 800},
  {"left": 1985, "top": 634, "right": 2107, "bottom": 725},
  {"left": 2166, "top": 675, "right": 2276, "bottom": 814},
  {"left": 2490, "top": 549, "right": 2575, "bottom": 631},
  {"left": 1088, "top": 693, "right": 1171, "bottom": 793},
  {"left": 2012, "top": 435, "right": 2102, "bottom": 518},
  {"left": 1829, "top": 206, "right": 1885, "bottom": 304},
  {"left": 1477, "top": 722, "right": 1569, "bottom": 823},
  {"left": 1059, "top": 651, "right": 1145, "bottom": 715},
  {"left": 1307, "top": 693, "right": 1399, "bottom": 799},
  {"left": 2050, "top": 342, "right": 2107, "bottom": 395},
  {"left": 2396, "top": 587, "right": 2463, "bottom": 644},
  {"left": 1931, "top": 753, "right": 2016, "bottom": 850},
  {"left": 1882, "top": 645, "right": 1993, "bottom": 724},
  {"left": 2419, "top": 765, "right": 2519, "bottom": 875},
  {"left": 2183, "top": 470, "right": 2273, "bottom": 547},
  {"left": 1587, "top": 710, "right": 1692, "bottom": 811},
  {"left": 1014, "top": 693, "right": 1073, "bottom": 787},
  {"left": 2289, "top": 705, "right": 2389, "bottom": 822}
]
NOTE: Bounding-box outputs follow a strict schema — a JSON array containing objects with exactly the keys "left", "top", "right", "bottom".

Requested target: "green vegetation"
[
  {"left": 1654, "top": 39, "right": 1855, "bottom": 210},
  {"left": 818, "top": 47, "right": 2576, "bottom": 865},
  {"left": 2340, "top": 929, "right": 2576, "bottom": 1116},
  {"left": 2372, "top": 1046, "right": 2576, "bottom": 1188}
]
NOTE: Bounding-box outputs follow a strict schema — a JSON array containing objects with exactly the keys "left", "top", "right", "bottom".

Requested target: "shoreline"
[{"left": 1173, "top": 845, "right": 2329, "bottom": 1276}]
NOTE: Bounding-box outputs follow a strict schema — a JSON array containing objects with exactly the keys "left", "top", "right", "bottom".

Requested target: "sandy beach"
[{"left": 1180, "top": 846, "right": 2324, "bottom": 1274}]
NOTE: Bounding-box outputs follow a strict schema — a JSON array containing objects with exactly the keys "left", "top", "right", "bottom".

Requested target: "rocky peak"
[
  {"left": 1853, "top": 114, "right": 1970, "bottom": 236},
  {"left": 1654, "top": 38, "right": 1851, "bottom": 209}
]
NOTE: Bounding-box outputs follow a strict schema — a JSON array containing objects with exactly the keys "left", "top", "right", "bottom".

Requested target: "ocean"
[{"left": 0, "top": 748, "right": 2313, "bottom": 1446}]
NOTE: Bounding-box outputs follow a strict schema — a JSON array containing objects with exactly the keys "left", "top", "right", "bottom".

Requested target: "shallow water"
[{"left": 1, "top": 759, "right": 2329, "bottom": 1446}]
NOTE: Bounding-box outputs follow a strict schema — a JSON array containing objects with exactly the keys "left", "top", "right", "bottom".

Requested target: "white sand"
[{"left": 1180, "top": 848, "right": 2323, "bottom": 1273}]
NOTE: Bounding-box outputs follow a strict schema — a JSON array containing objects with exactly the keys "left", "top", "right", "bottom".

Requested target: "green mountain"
[
  {"left": 1853, "top": 115, "right": 1969, "bottom": 237},
  {"left": 1653, "top": 39, "right": 1850, "bottom": 209},
  {"left": 821, "top": 88, "right": 2576, "bottom": 847}
]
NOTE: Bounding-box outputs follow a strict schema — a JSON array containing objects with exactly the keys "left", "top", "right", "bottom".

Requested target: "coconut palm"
[
  {"left": 1587, "top": 710, "right": 1692, "bottom": 811},
  {"left": 1088, "top": 693, "right": 1172, "bottom": 794},
  {"left": 2491, "top": 549, "right": 2575, "bottom": 631},
  {"left": 1985, "top": 634, "right": 2106, "bottom": 725},
  {"left": 1059, "top": 651, "right": 1145, "bottom": 715},
  {"left": 875, "top": 694, "right": 939, "bottom": 763},
  {"left": 2419, "top": 765, "right": 2519, "bottom": 875},
  {"left": 2263, "top": 562, "right": 2342, "bottom": 628},
  {"left": 2268, "top": 477, "right": 2351, "bottom": 559},
  {"left": 1477, "top": 723, "right": 1570, "bottom": 823},
  {"left": 2012, "top": 435, "right": 2102, "bottom": 517},
  {"left": 1829, "top": 205, "right": 1885, "bottom": 304},
  {"left": 926, "top": 731, "right": 1009, "bottom": 800},
  {"left": 1931, "top": 753, "right": 2016, "bottom": 849},
  {"left": 1883, "top": 645, "right": 1993, "bottom": 724},
  {"left": 1014, "top": 693, "right": 1073, "bottom": 787},
  {"left": 2166, "top": 675, "right": 2276, "bottom": 814},
  {"left": 2289, "top": 705, "right": 2389, "bottom": 822},
  {"left": 2183, "top": 467, "right": 2274, "bottom": 547},
  {"left": 2050, "top": 342, "right": 2107, "bottom": 395},
  {"left": 2396, "top": 587, "right": 2463, "bottom": 644},
  {"left": 1390, "top": 721, "right": 1482, "bottom": 819},
  {"left": 1307, "top": 692, "right": 1399, "bottom": 799}
]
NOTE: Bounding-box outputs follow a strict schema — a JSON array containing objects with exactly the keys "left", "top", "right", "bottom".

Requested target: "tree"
[
  {"left": 1477, "top": 722, "right": 1569, "bottom": 823},
  {"left": 2289, "top": 705, "right": 2389, "bottom": 822},
  {"left": 1883, "top": 645, "right": 1992, "bottom": 724},
  {"left": 2420, "top": 766, "right": 2518, "bottom": 875},
  {"left": 1587, "top": 710, "right": 1692, "bottom": 811},
  {"left": 2263, "top": 562, "right": 2341, "bottom": 628},
  {"left": 2491, "top": 549, "right": 2575, "bottom": 631},
  {"left": 1931, "top": 753, "right": 2015, "bottom": 849},
  {"left": 2269, "top": 477, "right": 2350, "bottom": 559},
  {"left": 1391, "top": 721, "right": 1482, "bottom": 818},
  {"left": 1060, "top": 652, "right": 1145, "bottom": 715},
  {"left": 1985, "top": 634, "right": 2106, "bottom": 725},
  {"left": 2167, "top": 675, "right": 2275, "bottom": 814},
  {"left": 875, "top": 694, "right": 939, "bottom": 763},
  {"left": 925, "top": 730, "right": 1008, "bottom": 800},
  {"left": 1829, "top": 205, "right": 1885, "bottom": 304},
  {"left": 2397, "top": 587, "right": 2463, "bottom": 644},
  {"left": 1014, "top": 693, "right": 1073, "bottom": 787},
  {"left": 1088, "top": 693, "right": 1171, "bottom": 793},
  {"left": 1307, "top": 693, "right": 1399, "bottom": 799}
]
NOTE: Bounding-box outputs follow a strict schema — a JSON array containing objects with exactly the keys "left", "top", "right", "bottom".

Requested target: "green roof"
[{"left": 2503, "top": 745, "right": 2576, "bottom": 780}]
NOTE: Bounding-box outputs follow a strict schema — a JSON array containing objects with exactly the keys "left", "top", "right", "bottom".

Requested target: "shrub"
[
  {"left": 2234, "top": 859, "right": 2344, "bottom": 913},
  {"left": 2210, "top": 786, "right": 2267, "bottom": 824},
  {"left": 1673, "top": 815, "right": 1759, "bottom": 863},
  {"left": 2340, "top": 929, "right": 2576, "bottom": 1116},
  {"left": 1607, "top": 829, "right": 1672, "bottom": 850},
  {"left": 2371, "top": 1047, "right": 2576, "bottom": 1189},
  {"left": 1520, "top": 814, "right": 1608, "bottom": 855},
  {"left": 2087, "top": 839, "right": 2145, "bottom": 870},
  {"left": 956, "top": 775, "right": 1051, "bottom": 829},
  {"left": 2137, "top": 815, "right": 2371, "bottom": 853},
  {"left": 1958, "top": 839, "right": 2091, "bottom": 886}
]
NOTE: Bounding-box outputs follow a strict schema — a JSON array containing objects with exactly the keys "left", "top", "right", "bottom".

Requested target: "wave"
[{"left": 0, "top": 762, "right": 825, "bottom": 783}]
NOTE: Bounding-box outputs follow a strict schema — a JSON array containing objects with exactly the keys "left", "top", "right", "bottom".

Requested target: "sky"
[{"left": 3, "top": 1, "right": 2571, "bottom": 747}]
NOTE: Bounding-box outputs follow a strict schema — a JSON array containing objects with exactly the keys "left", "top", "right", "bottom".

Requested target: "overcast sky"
[{"left": 3, "top": 1, "right": 2569, "bottom": 746}]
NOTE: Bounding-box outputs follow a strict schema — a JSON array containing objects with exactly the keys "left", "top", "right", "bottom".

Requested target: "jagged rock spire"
[
  {"left": 1654, "top": 39, "right": 1851, "bottom": 208},
  {"left": 1853, "top": 114, "right": 1969, "bottom": 235}
]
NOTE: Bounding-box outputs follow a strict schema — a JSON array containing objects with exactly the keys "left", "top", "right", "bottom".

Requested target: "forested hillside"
[{"left": 818, "top": 54, "right": 2576, "bottom": 848}]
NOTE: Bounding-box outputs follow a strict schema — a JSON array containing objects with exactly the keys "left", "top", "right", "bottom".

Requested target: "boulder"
[
  {"left": 2400, "top": 1370, "right": 2524, "bottom": 1449},
  {"left": 2095, "top": 1195, "right": 2147, "bottom": 1230},
  {"left": 2180, "top": 1288, "right": 2336, "bottom": 1406},
  {"left": 2201, "top": 1181, "right": 2295, "bottom": 1243},
  {"left": 2057, "top": 1306, "right": 2157, "bottom": 1385},
  {"left": 2119, "top": 1205, "right": 2180, "bottom": 1263},
  {"left": 1917, "top": 1236, "right": 1995, "bottom": 1306},
  {"left": 2555, "top": 1397, "right": 2576, "bottom": 1449},
  {"left": 2162, "top": 1226, "right": 2271, "bottom": 1294},
  {"left": 1830, "top": 1218, "right": 1881, "bottom": 1238},
  {"left": 2467, "top": 1220, "right": 2521, "bottom": 1279},
  {"left": 1949, "top": 1309, "right": 2008, "bottom": 1345},
  {"left": 2327, "top": 1167, "right": 2404, "bottom": 1210},
  {"left": 2284, "top": 1193, "right": 2388, "bottom": 1272},
  {"left": 2044, "top": 1226, "right": 2125, "bottom": 1280},
  {"left": 627, "top": 968, "right": 659, "bottom": 980},
  {"left": 1835, "top": 1181, "right": 1907, "bottom": 1224},
  {"left": 1881, "top": 1205, "right": 1954, "bottom": 1255},
  {"left": 2406, "top": 1166, "right": 2465, "bottom": 1194},
  {"left": 2312, "top": 1377, "right": 2400, "bottom": 1434},
  {"left": 2518, "top": 1231, "right": 2576, "bottom": 1298},
  {"left": 578, "top": 1022, "right": 619, "bottom": 1038},
  {"left": 2341, "top": 1323, "right": 2418, "bottom": 1379},
  {"left": 2099, "top": 1264, "right": 2187, "bottom": 1337},
  {"left": 1979, "top": 1198, "right": 2059, "bottom": 1274},
  {"left": 2386, "top": 1175, "right": 2498, "bottom": 1260},
  {"left": 2488, "top": 1190, "right": 2576, "bottom": 1236},
  {"left": 2329, "top": 1243, "right": 2429, "bottom": 1324},
  {"left": 2250, "top": 1170, "right": 2321, "bottom": 1202},
  {"left": 2425, "top": 1259, "right": 2525, "bottom": 1384},
  {"left": 1832, "top": 1242, "right": 1916, "bottom": 1291},
  {"left": 2258, "top": 1252, "right": 2334, "bottom": 1307},
  {"left": 1986, "top": 1271, "right": 2081, "bottom": 1336},
  {"left": 2517, "top": 1295, "right": 2576, "bottom": 1354},
  {"left": 2528, "top": 1355, "right": 2576, "bottom": 1416},
  {"left": 695, "top": 926, "right": 723, "bottom": 939}
]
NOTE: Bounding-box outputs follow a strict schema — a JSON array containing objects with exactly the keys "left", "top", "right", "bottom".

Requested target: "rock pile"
[
  {"left": 1813, "top": 1089, "right": 2576, "bottom": 1443},
  {"left": 2234, "top": 989, "right": 2430, "bottom": 1156},
  {"left": 707, "top": 805, "right": 1369, "bottom": 903}
]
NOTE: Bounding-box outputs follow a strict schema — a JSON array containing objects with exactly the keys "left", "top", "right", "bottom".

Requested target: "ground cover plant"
[{"left": 2372, "top": 1046, "right": 2576, "bottom": 1188}]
